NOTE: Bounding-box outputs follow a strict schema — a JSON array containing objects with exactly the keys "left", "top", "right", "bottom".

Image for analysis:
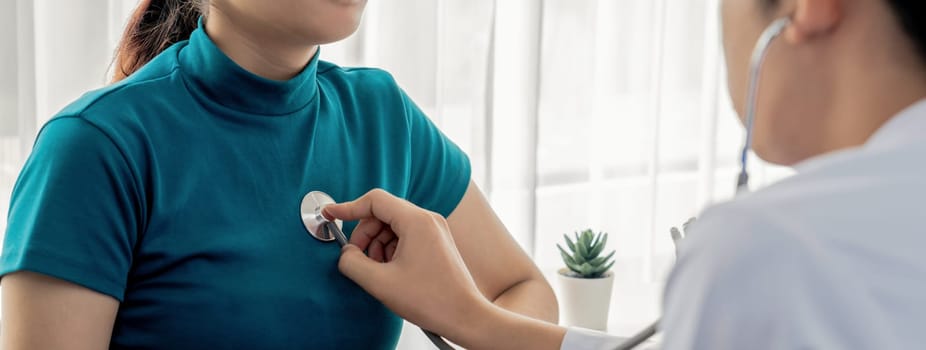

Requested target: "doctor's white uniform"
[{"left": 561, "top": 100, "right": 926, "bottom": 349}]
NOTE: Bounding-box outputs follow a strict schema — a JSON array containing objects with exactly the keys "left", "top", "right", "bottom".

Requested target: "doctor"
[{"left": 324, "top": 0, "right": 926, "bottom": 348}]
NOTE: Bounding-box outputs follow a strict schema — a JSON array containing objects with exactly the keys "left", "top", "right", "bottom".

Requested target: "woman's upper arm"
[
  {"left": 392, "top": 79, "right": 545, "bottom": 300},
  {"left": 2, "top": 117, "right": 140, "bottom": 299},
  {"left": 0, "top": 118, "right": 141, "bottom": 349},
  {"left": 2, "top": 271, "right": 118, "bottom": 350},
  {"left": 446, "top": 181, "right": 545, "bottom": 300}
]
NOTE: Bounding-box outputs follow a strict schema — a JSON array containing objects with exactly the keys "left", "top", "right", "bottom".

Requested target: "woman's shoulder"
[
  {"left": 316, "top": 60, "right": 403, "bottom": 95},
  {"left": 314, "top": 61, "right": 421, "bottom": 127},
  {"left": 59, "top": 44, "right": 185, "bottom": 120},
  {"left": 45, "top": 48, "right": 187, "bottom": 162}
]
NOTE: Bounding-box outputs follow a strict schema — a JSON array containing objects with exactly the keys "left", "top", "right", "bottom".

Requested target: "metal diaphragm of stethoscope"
[
  {"left": 300, "top": 191, "right": 349, "bottom": 246},
  {"left": 614, "top": 17, "right": 792, "bottom": 350},
  {"left": 299, "top": 191, "right": 455, "bottom": 350}
]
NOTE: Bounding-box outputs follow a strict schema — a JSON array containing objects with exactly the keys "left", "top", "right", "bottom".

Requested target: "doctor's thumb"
[{"left": 338, "top": 244, "right": 386, "bottom": 289}]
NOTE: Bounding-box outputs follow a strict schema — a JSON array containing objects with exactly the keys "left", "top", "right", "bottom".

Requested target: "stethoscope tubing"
[{"left": 737, "top": 18, "right": 791, "bottom": 195}]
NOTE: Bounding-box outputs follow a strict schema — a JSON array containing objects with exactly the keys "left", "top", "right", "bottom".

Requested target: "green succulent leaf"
[
  {"left": 560, "top": 229, "right": 616, "bottom": 278},
  {"left": 591, "top": 231, "right": 602, "bottom": 248},
  {"left": 588, "top": 232, "right": 603, "bottom": 260},
  {"left": 563, "top": 234, "right": 577, "bottom": 254},
  {"left": 578, "top": 262, "right": 595, "bottom": 276},
  {"left": 557, "top": 244, "right": 577, "bottom": 266},
  {"left": 588, "top": 233, "right": 608, "bottom": 260},
  {"left": 583, "top": 229, "right": 595, "bottom": 244},
  {"left": 588, "top": 243, "right": 604, "bottom": 260},
  {"left": 591, "top": 260, "right": 616, "bottom": 276},
  {"left": 566, "top": 260, "right": 585, "bottom": 275},
  {"left": 575, "top": 240, "right": 589, "bottom": 263},
  {"left": 589, "top": 250, "right": 615, "bottom": 267}
]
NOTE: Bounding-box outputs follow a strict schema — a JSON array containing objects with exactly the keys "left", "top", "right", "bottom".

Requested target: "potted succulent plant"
[{"left": 556, "top": 229, "right": 616, "bottom": 331}]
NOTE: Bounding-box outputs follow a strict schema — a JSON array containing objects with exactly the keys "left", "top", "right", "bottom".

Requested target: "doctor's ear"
[{"left": 784, "top": 0, "right": 842, "bottom": 43}]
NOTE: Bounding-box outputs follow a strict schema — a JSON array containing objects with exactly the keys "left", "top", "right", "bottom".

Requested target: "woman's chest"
[{"left": 109, "top": 128, "right": 410, "bottom": 348}]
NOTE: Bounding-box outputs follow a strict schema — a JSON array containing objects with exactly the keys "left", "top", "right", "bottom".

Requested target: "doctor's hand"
[
  {"left": 322, "top": 189, "right": 495, "bottom": 342},
  {"left": 325, "top": 189, "right": 569, "bottom": 350}
]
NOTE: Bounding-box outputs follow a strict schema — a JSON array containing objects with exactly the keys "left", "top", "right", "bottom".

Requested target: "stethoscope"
[
  {"left": 735, "top": 18, "right": 792, "bottom": 195},
  {"left": 296, "top": 17, "right": 790, "bottom": 350},
  {"left": 299, "top": 191, "right": 456, "bottom": 350},
  {"left": 613, "top": 17, "right": 792, "bottom": 350}
]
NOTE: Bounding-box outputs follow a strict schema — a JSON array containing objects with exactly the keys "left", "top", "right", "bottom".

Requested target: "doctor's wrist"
[
  {"left": 453, "top": 300, "right": 566, "bottom": 350},
  {"left": 445, "top": 296, "right": 500, "bottom": 348}
]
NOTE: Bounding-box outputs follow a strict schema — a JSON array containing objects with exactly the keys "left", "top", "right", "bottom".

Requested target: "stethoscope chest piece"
[
  {"left": 300, "top": 191, "right": 344, "bottom": 242},
  {"left": 297, "top": 191, "right": 455, "bottom": 350}
]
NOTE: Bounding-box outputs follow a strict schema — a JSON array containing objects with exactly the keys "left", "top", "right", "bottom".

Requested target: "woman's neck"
[{"left": 204, "top": 7, "right": 318, "bottom": 81}]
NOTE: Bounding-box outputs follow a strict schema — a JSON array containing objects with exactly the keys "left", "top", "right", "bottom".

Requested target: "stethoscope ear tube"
[{"left": 736, "top": 17, "right": 791, "bottom": 196}]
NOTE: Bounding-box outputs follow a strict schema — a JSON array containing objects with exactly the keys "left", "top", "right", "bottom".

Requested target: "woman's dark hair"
[
  {"left": 764, "top": 0, "right": 926, "bottom": 61},
  {"left": 112, "top": 0, "right": 205, "bottom": 82}
]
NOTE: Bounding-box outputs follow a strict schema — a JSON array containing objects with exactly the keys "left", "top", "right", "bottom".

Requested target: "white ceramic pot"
[{"left": 557, "top": 269, "right": 614, "bottom": 331}]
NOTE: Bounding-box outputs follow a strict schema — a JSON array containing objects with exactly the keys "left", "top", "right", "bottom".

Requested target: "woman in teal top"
[{"left": 0, "top": 0, "right": 557, "bottom": 349}]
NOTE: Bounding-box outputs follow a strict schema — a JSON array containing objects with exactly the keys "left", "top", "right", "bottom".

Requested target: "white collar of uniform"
[
  {"left": 793, "top": 98, "right": 926, "bottom": 173},
  {"left": 864, "top": 98, "right": 926, "bottom": 151}
]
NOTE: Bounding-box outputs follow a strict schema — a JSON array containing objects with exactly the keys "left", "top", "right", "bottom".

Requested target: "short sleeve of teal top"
[{"left": 1, "top": 22, "right": 470, "bottom": 350}]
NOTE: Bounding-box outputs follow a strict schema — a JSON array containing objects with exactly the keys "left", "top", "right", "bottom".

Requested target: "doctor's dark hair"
[
  {"left": 764, "top": 0, "right": 926, "bottom": 61},
  {"left": 112, "top": 0, "right": 206, "bottom": 82},
  {"left": 868, "top": 1, "right": 926, "bottom": 61}
]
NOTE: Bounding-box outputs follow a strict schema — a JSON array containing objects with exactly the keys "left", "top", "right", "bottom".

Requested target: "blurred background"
[{"left": 0, "top": 0, "right": 793, "bottom": 348}]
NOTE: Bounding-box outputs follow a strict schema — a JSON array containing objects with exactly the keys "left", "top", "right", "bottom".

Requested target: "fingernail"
[{"left": 321, "top": 206, "right": 335, "bottom": 220}]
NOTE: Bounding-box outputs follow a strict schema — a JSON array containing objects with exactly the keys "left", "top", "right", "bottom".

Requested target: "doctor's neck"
[
  {"left": 750, "top": 0, "right": 926, "bottom": 165},
  {"left": 819, "top": 10, "right": 926, "bottom": 157}
]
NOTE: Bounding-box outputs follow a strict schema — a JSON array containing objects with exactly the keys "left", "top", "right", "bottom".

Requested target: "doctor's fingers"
[
  {"left": 384, "top": 239, "right": 398, "bottom": 263},
  {"left": 339, "top": 244, "right": 391, "bottom": 290},
  {"left": 323, "top": 189, "right": 433, "bottom": 236},
  {"left": 372, "top": 228, "right": 398, "bottom": 262},
  {"left": 338, "top": 218, "right": 460, "bottom": 293},
  {"left": 349, "top": 218, "right": 385, "bottom": 251},
  {"left": 369, "top": 228, "right": 397, "bottom": 263},
  {"left": 349, "top": 219, "right": 398, "bottom": 262}
]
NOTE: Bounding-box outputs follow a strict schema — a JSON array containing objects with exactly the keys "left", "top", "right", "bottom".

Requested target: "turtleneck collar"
[{"left": 178, "top": 19, "right": 320, "bottom": 116}]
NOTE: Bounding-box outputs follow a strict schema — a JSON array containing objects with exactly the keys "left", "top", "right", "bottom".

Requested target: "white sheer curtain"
[
  {"left": 0, "top": 0, "right": 134, "bottom": 234},
  {"left": 331, "top": 0, "right": 793, "bottom": 336},
  {"left": 0, "top": 0, "right": 794, "bottom": 346}
]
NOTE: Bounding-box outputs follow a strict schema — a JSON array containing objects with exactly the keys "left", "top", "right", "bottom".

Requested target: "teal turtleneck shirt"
[{"left": 1, "top": 23, "right": 470, "bottom": 349}]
